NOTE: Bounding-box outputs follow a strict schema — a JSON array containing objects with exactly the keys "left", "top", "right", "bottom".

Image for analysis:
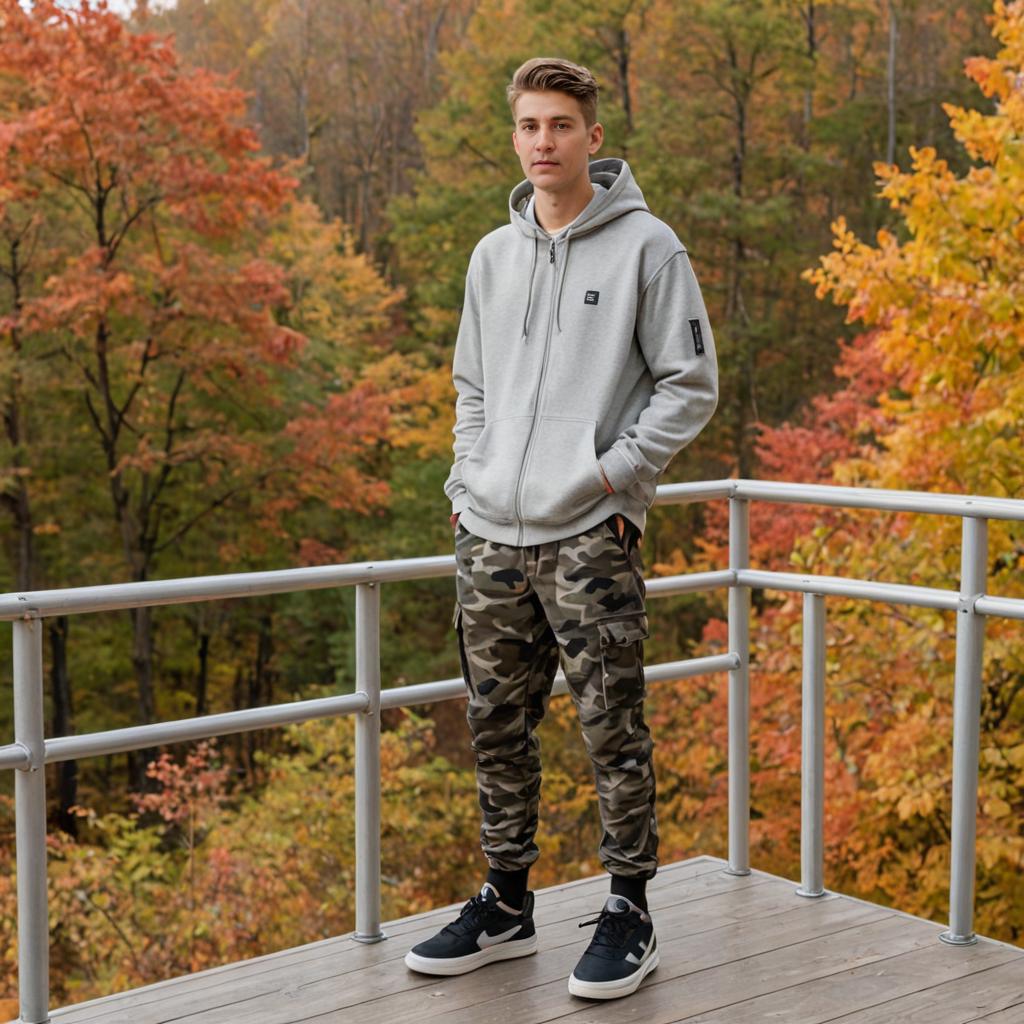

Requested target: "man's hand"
[
  {"left": 600, "top": 466, "right": 626, "bottom": 542},
  {"left": 450, "top": 512, "right": 460, "bottom": 531}
]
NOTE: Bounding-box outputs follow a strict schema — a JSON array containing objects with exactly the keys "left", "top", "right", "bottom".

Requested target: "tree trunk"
[
  {"left": 2, "top": 235, "right": 37, "bottom": 594},
  {"left": 50, "top": 617, "right": 79, "bottom": 836},
  {"left": 195, "top": 631, "right": 210, "bottom": 717},
  {"left": 129, "top": 604, "right": 159, "bottom": 793},
  {"left": 802, "top": 0, "right": 817, "bottom": 152},
  {"left": 886, "top": 0, "right": 898, "bottom": 166},
  {"left": 616, "top": 24, "right": 634, "bottom": 139},
  {"left": 727, "top": 40, "right": 754, "bottom": 477},
  {"left": 245, "top": 613, "right": 274, "bottom": 783}
]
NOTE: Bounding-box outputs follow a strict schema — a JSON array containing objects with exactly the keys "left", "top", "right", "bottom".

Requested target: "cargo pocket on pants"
[
  {"left": 596, "top": 614, "right": 649, "bottom": 712},
  {"left": 452, "top": 600, "right": 476, "bottom": 699}
]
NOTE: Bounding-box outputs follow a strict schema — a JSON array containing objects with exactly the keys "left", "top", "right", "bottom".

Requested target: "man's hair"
[{"left": 506, "top": 57, "right": 599, "bottom": 129}]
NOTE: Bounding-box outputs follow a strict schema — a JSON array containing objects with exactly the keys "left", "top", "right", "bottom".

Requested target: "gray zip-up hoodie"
[{"left": 444, "top": 156, "right": 718, "bottom": 546}]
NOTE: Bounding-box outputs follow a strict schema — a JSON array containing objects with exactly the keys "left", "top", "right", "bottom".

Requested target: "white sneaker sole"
[
  {"left": 404, "top": 934, "right": 538, "bottom": 976},
  {"left": 567, "top": 946, "right": 660, "bottom": 999}
]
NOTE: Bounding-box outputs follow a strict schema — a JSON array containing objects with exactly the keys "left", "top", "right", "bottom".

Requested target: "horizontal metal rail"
[
  {"left": 0, "top": 655, "right": 741, "bottom": 768},
  {"left": 736, "top": 569, "right": 962, "bottom": 610},
  {"left": 975, "top": 595, "right": 1024, "bottom": 622},
  {"left": 4, "top": 476, "right": 1023, "bottom": 622},
  {"left": 656, "top": 478, "right": 1024, "bottom": 520},
  {"left": 726, "top": 479, "right": 1024, "bottom": 521},
  {"left": 5, "top": 477, "right": 1024, "bottom": 1023},
  {"left": 0, "top": 556, "right": 453, "bottom": 622},
  {"left": 41, "top": 693, "right": 371, "bottom": 764}
]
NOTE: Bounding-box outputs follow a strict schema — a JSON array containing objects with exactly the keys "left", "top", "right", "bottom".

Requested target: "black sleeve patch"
[{"left": 688, "top": 318, "right": 705, "bottom": 356}]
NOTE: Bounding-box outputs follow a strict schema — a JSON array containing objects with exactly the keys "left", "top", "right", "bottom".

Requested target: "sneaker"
[
  {"left": 404, "top": 882, "right": 538, "bottom": 975},
  {"left": 567, "top": 895, "right": 659, "bottom": 999}
]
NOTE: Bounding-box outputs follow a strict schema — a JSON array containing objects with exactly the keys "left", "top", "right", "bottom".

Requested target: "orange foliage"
[{"left": 666, "top": 0, "right": 1024, "bottom": 946}]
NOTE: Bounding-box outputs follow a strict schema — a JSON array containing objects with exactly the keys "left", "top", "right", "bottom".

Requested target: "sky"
[{"left": 19, "top": 0, "right": 176, "bottom": 15}]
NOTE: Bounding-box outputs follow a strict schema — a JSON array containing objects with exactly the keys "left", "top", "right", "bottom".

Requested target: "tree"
[
  {"left": 666, "top": 0, "right": 1024, "bottom": 944},
  {"left": 150, "top": 0, "right": 477, "bottom": 268},
  {"left": 0, "top": 0, "right": 406, "bottom": 793}
]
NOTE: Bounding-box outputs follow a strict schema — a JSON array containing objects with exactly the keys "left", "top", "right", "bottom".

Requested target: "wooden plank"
[
  {"left": 191, "top": 888, "right": 886, "bottom": 1024},
  {"left": 587, "top": 940, "right": 1019, "bottom": 1024},
  {"left": 46, "top": 854, "right": 1019, "bottom": 1024},
  {"left": 670, "top": 943, "right": 1024, "bottom": 1024},
  {"left": 49, "top": 857, "right": 723, "bottom": 1023},
  {"left": 969, "top": 999, "right": 1024, "bottom": 1023},
  {"left": 417, "top": 912, "right": 999, "bottom": 1024},
  {"left": 49, "top": 857, "right": 749, "bottom": 1023},
  {"left": 236, "top": 887, "right": 889, "bottom": 1024},
  {"left": 820, "top": 958, "right": 1024, "bottom": 1024},
  {"left": 202, "top": 878, "right": 859, "bottom": 1024}
]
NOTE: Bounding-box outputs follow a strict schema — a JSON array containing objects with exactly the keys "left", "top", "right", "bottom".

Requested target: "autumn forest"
[{"left": 0, "top": 0, "right": 1022, "bottom": 1007}]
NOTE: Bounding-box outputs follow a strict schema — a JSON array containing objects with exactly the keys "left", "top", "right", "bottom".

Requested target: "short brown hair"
[{"left": 506, "top": 57, "right": 599, "bottom": 128}]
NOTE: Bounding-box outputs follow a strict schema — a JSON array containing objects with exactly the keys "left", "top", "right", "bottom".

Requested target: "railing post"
[
  {"left": 14, "top": 618, "right": 51, "bottom": 1023},
  {"left": 796, "top": 593, "right": 826, "bottom": 898},
  {"left": 940, "top": 516, "right": 987, "bottom": 945},
  {"left": 353, "top": 581, "right": 385, "bottom": 943},
  {"left": 726, "top": 496, "right": 751, "bottom": 876}
]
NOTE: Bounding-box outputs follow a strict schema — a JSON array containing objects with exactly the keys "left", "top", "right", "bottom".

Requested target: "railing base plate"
[
  {"left": 795, "top": 886, "right": 827, "bottom": 898},
  {"left": 938, "top": 929, "right": 977, "bottom": 946},
  {"left": 352, "top": 930, "right": 388, "bottom": 945}
]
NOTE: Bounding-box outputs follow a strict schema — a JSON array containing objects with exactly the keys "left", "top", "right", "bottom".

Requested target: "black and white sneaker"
[
  {"left": 568, "top": 895, "right": 659, "bottom": 999},
  {"left": 404, "top": 883, "right": 537, "bottom": 975}
]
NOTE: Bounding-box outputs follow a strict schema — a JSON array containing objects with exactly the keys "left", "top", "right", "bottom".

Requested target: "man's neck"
[{"left": 533, "top": 174, "right": 595, "bottom": 234}]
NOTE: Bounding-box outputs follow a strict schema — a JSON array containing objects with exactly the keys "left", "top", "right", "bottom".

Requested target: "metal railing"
[{"left": 3, "top": 478, "right": 1023, "bottom": 1023}]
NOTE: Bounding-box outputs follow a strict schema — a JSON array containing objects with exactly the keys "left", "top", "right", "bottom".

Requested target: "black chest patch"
[
  {"left": 689, "top": 317, "right": 705, "bottom": 355},
  {"left": 584, "top": 290, "right": 600, "bottom": 305}
]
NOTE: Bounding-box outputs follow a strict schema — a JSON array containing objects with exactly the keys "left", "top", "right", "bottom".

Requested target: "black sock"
[
  {"left": 485, "top": 866, "right": 529, "bottom": 910},
  {"left": 610, "top": 874, "right": 648, "bottom": 912}
]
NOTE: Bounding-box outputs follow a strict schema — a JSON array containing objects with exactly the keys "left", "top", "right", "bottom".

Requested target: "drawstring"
[
  {"left": 522, "top": 224, "right": 574, "bottom": 341},
  {"left": 521, "top": 237, "right": 538, "bottom": 342},
  {"left": 555, "top": 227, "right": 573, "bottom": 334}
]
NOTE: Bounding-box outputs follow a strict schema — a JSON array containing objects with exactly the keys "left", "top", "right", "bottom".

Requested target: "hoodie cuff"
[{"left": 598, "top": 448, "right": 638, "bottom": 493}]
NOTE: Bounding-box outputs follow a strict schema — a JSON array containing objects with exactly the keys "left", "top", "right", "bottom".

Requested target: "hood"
[
  {"left": 508, "top": 157, "right": 650, "bottom": 341},
  {"left": 509, "top": 156, "right": 649, "bottom": 239}
]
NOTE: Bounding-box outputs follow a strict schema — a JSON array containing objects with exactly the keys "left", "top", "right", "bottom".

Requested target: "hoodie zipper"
[{"left": 513, "top": 238, "right": 558, "bottom": 546}]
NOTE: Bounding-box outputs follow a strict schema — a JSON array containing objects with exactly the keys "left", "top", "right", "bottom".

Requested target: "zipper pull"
[{"left": 549, "top": 240, "right": 555, "bottom": 264}]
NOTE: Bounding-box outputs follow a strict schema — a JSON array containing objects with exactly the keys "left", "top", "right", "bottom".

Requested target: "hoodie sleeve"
[
  {"left": 597, "top": 250, "right": 719, "bottom": 493},
  {"left": 443, "top": 253, "right": 485, "bottom": 514}
]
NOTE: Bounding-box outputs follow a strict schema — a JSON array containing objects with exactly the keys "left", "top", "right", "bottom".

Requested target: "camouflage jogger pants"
[{"left": 451, "top": 514, "right": 658, "bottom": 880}]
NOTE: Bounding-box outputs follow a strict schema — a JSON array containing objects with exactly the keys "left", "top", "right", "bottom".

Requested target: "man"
[{"left": 404, "top": 56, "right": 718, "bottom": 1000}]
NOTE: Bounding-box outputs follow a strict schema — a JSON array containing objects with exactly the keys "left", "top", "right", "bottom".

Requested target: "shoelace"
[
  {"left": 577, "top": 907, "right": 637, "bottom": 948},
  {"left": 442, "top": 893, "right": 495, "bottom": 937}
]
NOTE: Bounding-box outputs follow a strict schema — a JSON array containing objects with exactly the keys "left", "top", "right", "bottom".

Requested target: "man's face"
[{"left": 511, "top": 90, "right": 602, "bottom": 192}]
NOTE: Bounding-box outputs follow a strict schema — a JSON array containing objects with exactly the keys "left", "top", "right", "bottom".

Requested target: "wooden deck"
[{"left": 42, "top": 855, "right": 1024, "bottom": 1024}]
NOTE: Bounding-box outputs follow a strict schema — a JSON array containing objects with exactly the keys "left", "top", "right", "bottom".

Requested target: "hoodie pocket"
[
  {"left": 461, "top": 416, "right": 534, "bottom": 524},
  {"left": 521, "top": 417, "right": 605, "bottom": 525}
]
